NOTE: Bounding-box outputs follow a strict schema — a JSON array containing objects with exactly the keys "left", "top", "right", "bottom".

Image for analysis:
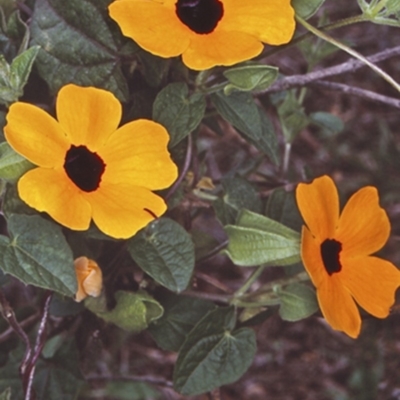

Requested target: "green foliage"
[
  {"left": 292, "top": 0, "right": 326, "bottom": 19},
  {"left": 153, "top": 82, "right": 206, "bottom": 147},
  {"left": 214, "top": 176, "right": 262, "bottom": 226},
  {"left": 310, "top": 111, "right": 345, "bottom": 136},
  {"left": 86, "top": 290, "right": 163, "bottom": 332},
  {"left": 211, "top": 91, "right": 279, "bottom": 164},
  {"left": 277, "top": 283, "right": 319, "bottom": 321},
  {"left": 148, "top": 293, "right": 216, "bottom": 351},
  {"left": 34, "top": 337, "right": 84, "bottom": 400},
  {"left": 0, "top": 1, "right": 397, "bottom": 397},
  {"left": 0, "top": 214, "right": 76, "bottom": 296},
  {"left": 0, "top": 142, "right": 33, "bottom": 182},
  {"left": 223, "top": 64, "right": 279, "bottom": 94},
  {"left": 265, "top": 187, "right": 303, "bottom": 231},
  {"left": 274, "top": 90, "right": 309, "bottom": 143},
  {"left": 128, "top": 218, "right": 195, "bottom": 293},
  {"left": 358, "top": 0, "right": 400, "bottom": 25},
  {"left": 30, "top": 0, "right": 130, "bottom": 100},
  {"left": 224, "top": 209, "right": 301, "bottom": 267},
  {"left": 0, "top": 7, "right": 30, "bottom": 59},
  {"left": 173, "top": 306, "right": 256, "bottom": 395},
  {"left": 0, "top": 46, "right": 39, "bottom": 105}
]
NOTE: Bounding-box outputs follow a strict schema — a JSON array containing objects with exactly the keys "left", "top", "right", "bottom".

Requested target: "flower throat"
[
  {"left": 176, "top": 0, "right": 223, "bottom": 34},
  {"left": 320, "top": 238, "right": 342, "bottom": 275},
  {"left": 64, "top": 145, "right": 105, "bottom": 192}
]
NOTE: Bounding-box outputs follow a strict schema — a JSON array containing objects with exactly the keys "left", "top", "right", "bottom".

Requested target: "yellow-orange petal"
[
  {"left": 18, "top": 168, "right": 92, "bottom": 230},
  {"left": 74, "top": 256, "right": 103, "bottom": 302},
  {"left": 296, "top": 175, "right": 339, "bottom": 241},
  {"left": 340, "top": 256, "right": 400, "bottom": 319},
  {"left": 222, "top": 0, "right": 295, "bottom": 45},
  {"left": 100, "top": 119, "right": 178, "bottom": 190},
  {"left": 4, "top": 102, "right": 69, "bottom": 168},
  {"left": 56, "top": 84, "right": 122, "bottom": 151},
  {"left": 336, "top": 186, "right": 390, "bottom": 257},
  {"left": 84, "top": 182, "right": 167, "bottom": 239},
  {"left": 317, "top": 275, "right": 361, "bottom": 338},
  {"left": 301, "top": 226, "right": 328, "bottom": 288},
  {"left": 108, "top": 0, "right": 190, "bottom": 58},
  {"left": 182, "top": 30, "right": 263, "bottom": 70}
]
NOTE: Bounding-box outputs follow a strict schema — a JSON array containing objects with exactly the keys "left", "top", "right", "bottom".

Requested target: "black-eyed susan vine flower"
[
  {"left": 108, "top": 0, "right": 296, "bottom": 71},
  {"left": 74, "top": 257, "right": 103, "bottom": 302},
  {"left": 296, "top": 175, "right": 400, "bottom": 338},
  {"left": 4, "top": 84, "right": 178, "bottom": 239}
]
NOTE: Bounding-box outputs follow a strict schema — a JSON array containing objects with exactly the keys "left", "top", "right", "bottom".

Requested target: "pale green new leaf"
[
  {"left": 278, "top": 283, "right": 319, "bottom": 322},
  {"left": 86, "top": 290, "right": 163, "bottom": 333},
  {"left": 0, "top": 142, "right": 33, "bottom": 182},
  {"left": 224, "top": 210, "right": 301, "bottom": 267},
  {"left": 0, "top": 46, "right": 39, "bottom": 105},
  {"left": 223, "top": 65, "right": 279, "bottom": 94}
]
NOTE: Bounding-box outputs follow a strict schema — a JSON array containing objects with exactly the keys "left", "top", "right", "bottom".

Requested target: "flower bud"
[{"left": 74, "top": 256, "right": 103, "bottom": 302}]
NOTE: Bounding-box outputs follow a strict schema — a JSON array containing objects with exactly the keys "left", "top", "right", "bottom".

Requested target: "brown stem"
[
  {"left": 257, "top": 46, "right": 400, "bottom": 95},
  {"left": 0, "top": 289, "right": 32, "bottom": 376},
  {"left": 24, "top": 292, "right": 53, "bottom": 400}
]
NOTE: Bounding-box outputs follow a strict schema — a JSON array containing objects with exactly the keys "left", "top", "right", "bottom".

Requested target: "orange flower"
[
  {"left": 296, "top": 175, "right": 400, "bottom": 338},
  {"left": 74, "top": 257, "right": 103, "bottom": 302},
  {"left": 108, "top": 0, "right": 295, "bottom": 70},
  {"left": 4, "top": 84, "right": 178, "bottom": 239}
]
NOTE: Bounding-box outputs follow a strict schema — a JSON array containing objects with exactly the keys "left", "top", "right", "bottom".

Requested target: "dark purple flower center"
[
  {"left": 320, "top": 239, "right": 342, "bottom": 275},
  {"left": 176, "top": 0, "right": 223, "bottom": 34},
  {"left": 64, "top": 145, "right": 105, "bottom": 192}
]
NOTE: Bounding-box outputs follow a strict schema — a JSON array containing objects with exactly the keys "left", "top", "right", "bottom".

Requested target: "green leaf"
[
  {"left": 213, "top": 176, "right": 262, "bottom": 226},
  {"left": 153, "top": 82, "right": 206, "bottom": 147},
  {"left": 148, "top": 293, "right": 216, "bottom": 352},
  {"left": 34, "top": 337, "right": 84, "bottom": 400},
  {"left": 310, "top": 111, "right": 344, "bottom": 136},
  {"left": 0, "top": 142, "right": 34, "bottom": 182},
  {"left": 9, "top": 46, "right": 40, "bottom": 90},
  {"left": 292, "top": 0, "right": 326, "bottom": 19},
  {"left": 0, "top": 46, "right": 39, "bottom": 105},
  {"left": 275, "top": 91, "right": 310, "bottom": 143},
  {"left": 265, "top": 187, "right": 303, "bottom": 232},
  {"left": 224, "top": 209, "right": 301, "bottom": 267},
  {"left": 127, "top": 218, "right": 195, "bottom": 293},
  {"left": 30, "top": 0, "right": 129, "bottom": 101},
  {"left": 0, "top": 214, "right": 76, "bottom": 296},
  {"left": 137, "top": 49, "right": 169, "bottom": 88},
  {"left": 211, "top": 91, "right": 279, "bottom": 163},
  {"left": 173, "top": 306, "right": 256, "bottom": 395},
  {"left": 87, "top": 290, "right": 163, "bottom": 333},
  {"left": 104, "top": 382, "right": 160, "bottom": 400},
  {"left": 223, "top": 65, "right": 279, "bottom": 94},
  {"left": 211, "top": 90, "right": 261, "bottom": 140},
  {"left": 2, "top": 183, "right": 35, "bottom": 217},
  {"left": 0, "top": 9, "right": 30, "bottom": 60},
  {"left": 278, "top": 283, "right": 319, "bottom": 322}
]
